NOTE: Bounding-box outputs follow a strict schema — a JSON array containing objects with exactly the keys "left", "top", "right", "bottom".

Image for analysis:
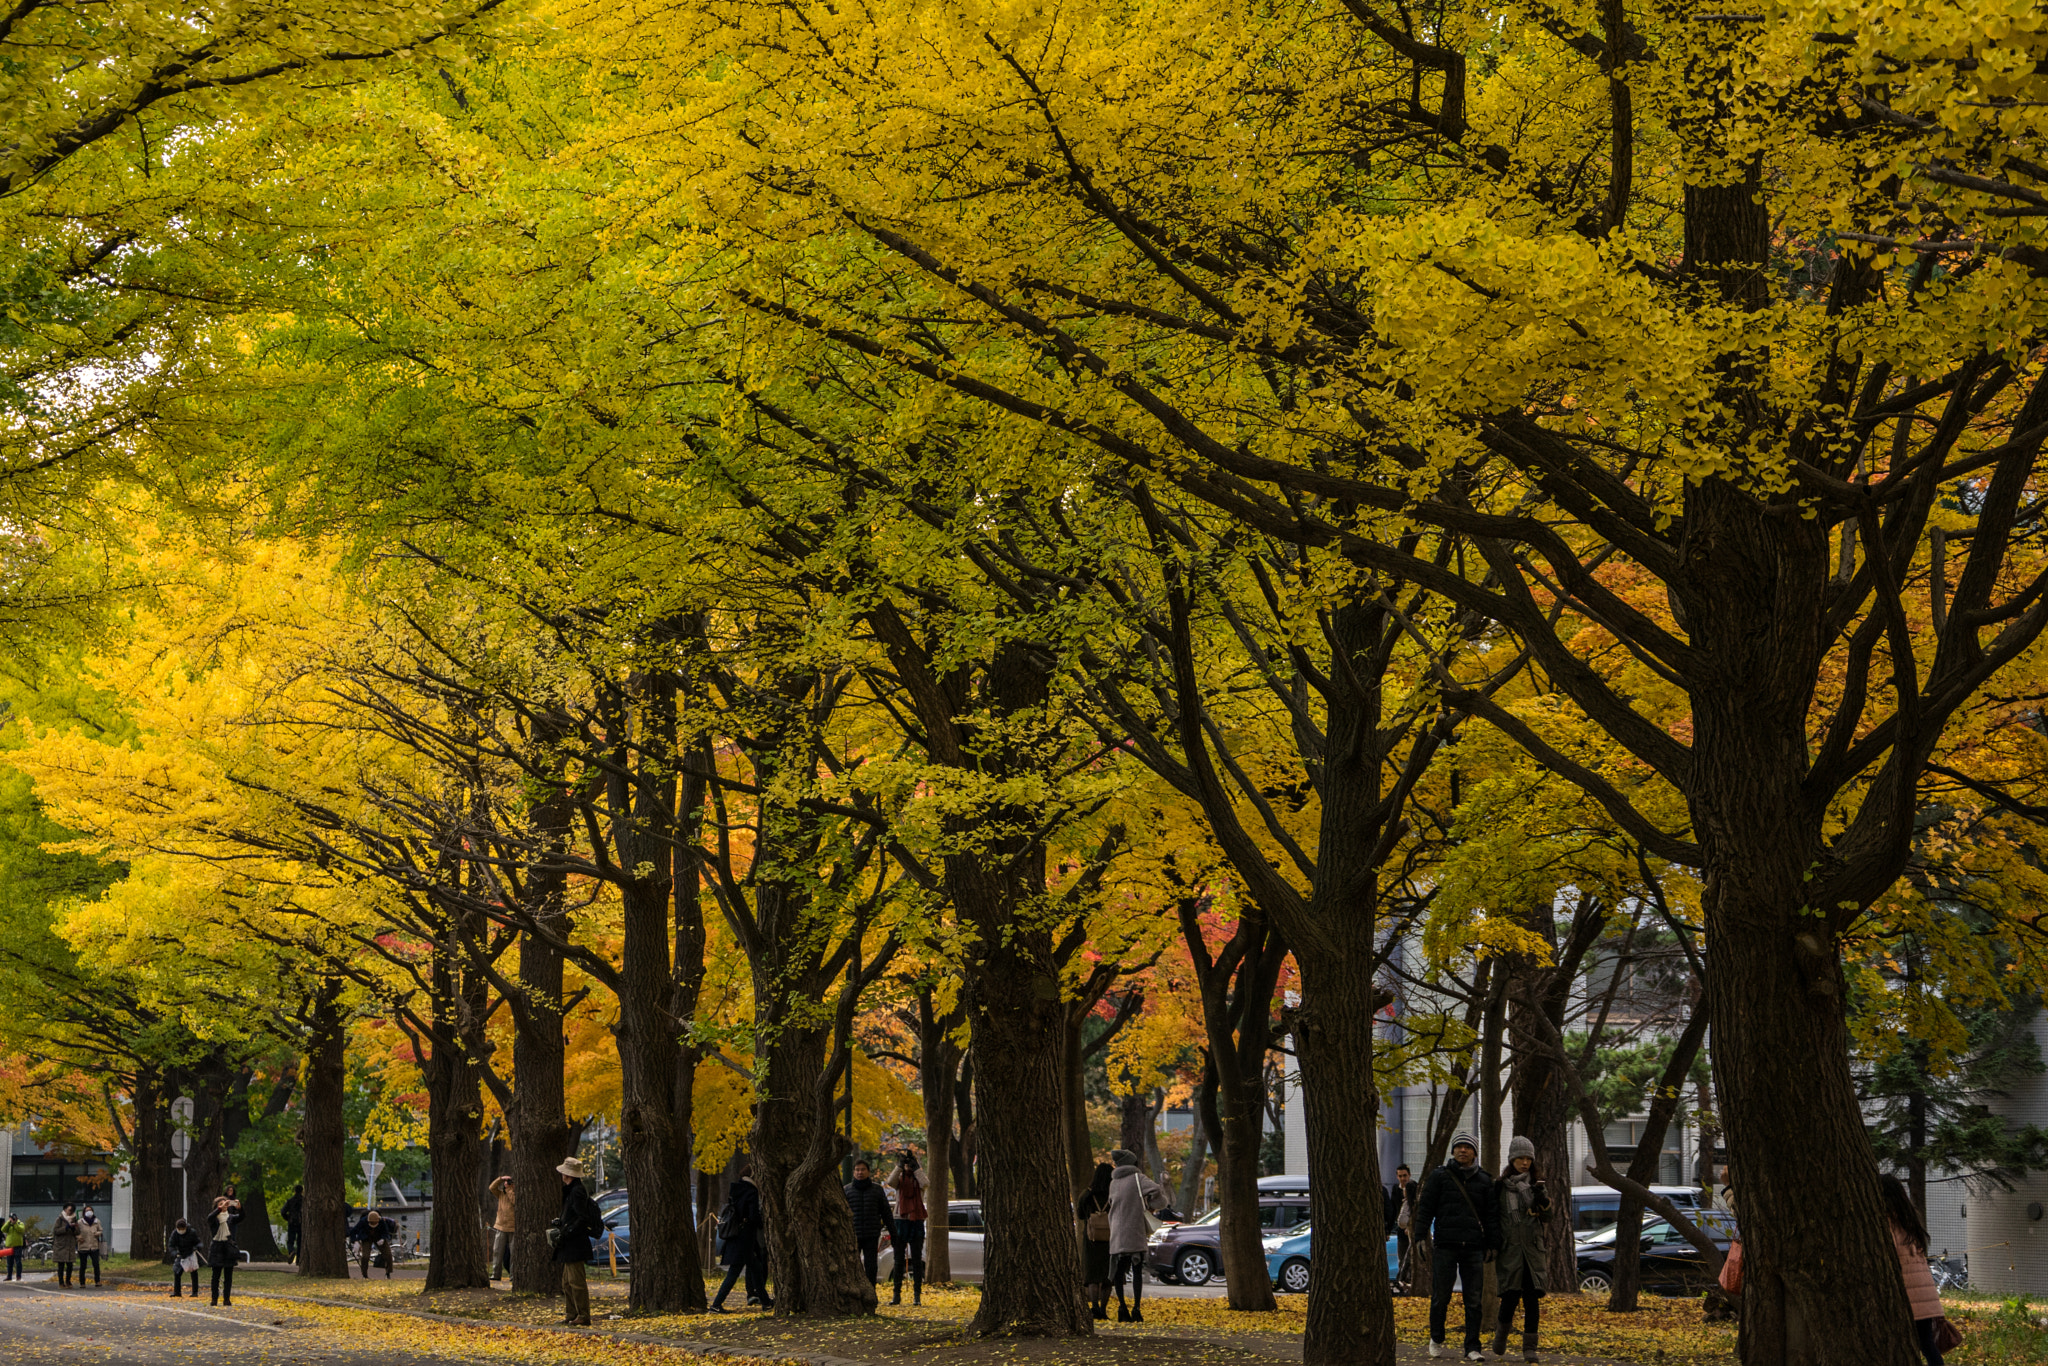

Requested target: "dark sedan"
[
  {"left": 1575, "top": 1211, "right": 1737, "bottom": 1296},
  {"left": 1145, "top": 1195, "right": 1313, "bottom": 1286}
]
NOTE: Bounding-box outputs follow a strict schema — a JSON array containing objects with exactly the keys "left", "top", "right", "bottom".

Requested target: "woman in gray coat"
[
  {"left": 1105, "top": 1149, "right": 1168, "bottom": 1323},
  {"left": 50, "top": 1204, "right": 78, "bottom": 1286},
  {"left": 1493, "top": 1136, "right": 1554, "bottom": 1362}
]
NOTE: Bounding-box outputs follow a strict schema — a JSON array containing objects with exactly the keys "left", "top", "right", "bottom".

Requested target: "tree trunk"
[
  {"left": 919, "top": 1000, "right": 962, "bottom": 1284},
  {"left": 1209, "top": 1073, "right": 1272, "bottom": 1310},
  {"left": 223, "top": 1071, "right": 296, "bottom": 1261},
  {"left": 1061, "top": 1014, "right": 1093, "bottom": 1193},
  {"left": 1294, "top": 945, "right": 1396, "bottom": 1366},
  {"left": 1118, "top": 1091, "right": 1152, "bottom": 1160},
  {"left": 509, "top": 913, "right": 576, "bottom": 1295},
  {"left": 1176, "top": 1098, "right": 1209, "bottom": 1216},
  {"left": 129, "top": 1067, "right": 167, "bottom": 1260},
  {"left": 419, "top": 968, "right": 491, "bottom": 1291},
  {"left": 1506, "top": 908, "right": 1588, "bottom": 1297},
  {"left": 299, "top": 988, "right": 349, "bottom": 1279},
  {"left": 753, "top": 1000, "right": 873, "bottom": 1318},
  {"left": 953, "top": 1056, "right": 977, "bottom": 1198},
  {"left": 1605, "top": 1008, "right": 1711, "bottom": 1312},
  {"left": 1479, "top": 987, "right": 1504, "bottom": 1175},
  {"left": 614, "top": 876, "right": 702, "bottom": 1313}
]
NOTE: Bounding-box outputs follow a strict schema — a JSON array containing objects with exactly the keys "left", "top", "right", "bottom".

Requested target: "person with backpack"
[
  {"left": 1, "top": 1213, "right": 24, "bottom": 1281},
  {"left": 1492, "top": 1137, "right": 1554, "bottom": 1362},
  {"left": 1106, "top": 1148, "right": 1169, "bottom": 1323},
  {"left": 552, "top": 1157, "right": 604, "bottom": 1327},
  {"left": 168, "top": 1218, "right": 202, "bottom": 1297},
  {"left": 710, "top": 1161, "right": 769, "bottom": 1313},
  {"left": 1075, "top": 1161, "right": 1114, "bottom": 1320},
  {"left": 1417, "top": 1133, "right": 1500, "bottom": 1362},
  {"left": 349, "top": 1208, "right": 396, "bottom": 1279},
  {"left": 885, "top": 1150, "right": 927, "bottom": 1306}
]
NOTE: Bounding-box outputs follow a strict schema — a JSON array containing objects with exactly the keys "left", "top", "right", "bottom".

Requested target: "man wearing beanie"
[{"left": 1416, "top": 1133, "right": 1500, "bottom": 1361}]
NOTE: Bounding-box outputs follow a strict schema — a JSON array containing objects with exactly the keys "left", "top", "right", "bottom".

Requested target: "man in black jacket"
[
  {"left": 711, "top": 1163, "right": 770, "bottom": 1312},
  {"left": 1416, "top": 1134, "right": 1501, "bottom": 1361},
  {"left": 1386, "top": 1164, "right": 1421, "bottom": 1291},
  {"left": 554, "top": 1157, "right": 604, "bottom": 1327},
  {"left": 843, "top": 1159, "right": 891, "bottom": 1286}
]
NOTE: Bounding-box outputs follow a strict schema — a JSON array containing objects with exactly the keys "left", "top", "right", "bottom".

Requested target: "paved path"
[{"left": 0, "top": 1281, "right": 500, "bottom": 1366}]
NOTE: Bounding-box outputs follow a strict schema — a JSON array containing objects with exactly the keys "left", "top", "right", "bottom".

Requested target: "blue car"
[
  {"left": 1263, "top": 1224, "right": 1400, "bottom": 1294},
  {"left": 589, "top": 1204, "right": 630, "bottom": 1268}
]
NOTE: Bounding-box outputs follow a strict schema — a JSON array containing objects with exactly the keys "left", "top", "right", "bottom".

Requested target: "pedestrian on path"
[
  {"left": 202, "top": 1194, "right": 243, "bottom": 1306},
  {"left": 1492, "top": 1136, "right": 1553, "bottom": 1362},
  {"left": 76, "top": 1206, "right": 104, "bottom": 1285},
  {"left": 1881, "top": 1175, "right": 1947, "bottom": 1366},
  {"left": 1388, "top": 1164, "right": 1421, "bottom": 1292},
  {"left": 168, "top": 1218, "right": 201, "bottom": 1298},
  {"left": 885, "top": 1151, "right": 927, "bottom": 1306},
  {"left": 489, "top": 1175, "right": 516, "bottom": 1281},
  {"left": 711, "top": 1162, "right": 769, "bottom": 1313},
  {"left": 51, "top": 1203, "right": 79, "bottom": 1286},
  {"left": 553, "top": 1156, "right": 603, "bottom": 1327},
  {"left": 282, "top": 1186, "right": 303, "bottom": 1263},
  {"left": 1106, "top": 1148, "right": 1168, "bottom": 1324},
  {"left": 1418, "top": 1132, "right": 1500, "bottom": 1362},
  {"left": 350, "top": 1208, "right": 396, "bottom": 1279},
  {"left": 1076, "top": 1161, "right": 1114, "bottom": 1321},
  {"left": 1, "top": 1213, "right": 24, "bottom": 1281},
  {"left": 844, "top": 1159, "right": 890, "bottom": 1288}
]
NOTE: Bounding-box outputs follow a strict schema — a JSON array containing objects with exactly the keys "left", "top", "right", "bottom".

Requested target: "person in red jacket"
[{"left": 885, "top": 1151, "right": 928, "bottom": 1306}]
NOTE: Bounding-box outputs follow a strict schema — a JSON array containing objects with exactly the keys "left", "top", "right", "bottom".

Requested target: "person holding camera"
[
  {"left": 202, "top": 1193, "right": 244, "bottom": 1306},
  {"left": 1493, "top": 1136, "right": 1554, "bottom": 1362},
  {"left": 884, "top": 1150, "right": 926, "bottom": 1306}
]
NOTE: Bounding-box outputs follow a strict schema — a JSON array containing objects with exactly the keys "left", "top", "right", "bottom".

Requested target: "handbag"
[{"left": 1933, "top": 1318, "right": 1963, "bottom": 1354}]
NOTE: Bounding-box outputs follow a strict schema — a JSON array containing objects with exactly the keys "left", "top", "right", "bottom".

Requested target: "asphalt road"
[{"left": 0, "top": 1279, "right": 497, "bottom": 1366}]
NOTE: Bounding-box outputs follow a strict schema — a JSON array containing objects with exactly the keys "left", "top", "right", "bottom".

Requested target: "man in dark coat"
[
  {"left": 710, "top": 1162, "right": 770, "bottom": 1312},
  {"left": 282, "top": 1186, "right": 304, "bottom": 1263},
  {"left": 553, "top": 1157, "right": 604, "bottom": 1326},
  {"left": 348, "top": 1208, "right": 396, "bottom": 1279},
  {"left": 1416, "top": 1134, "right": 1501, "bottom": 1361},
  {"left": 1387, "top": 1163, "right": 1421, "bottom": 1291},
  {"left": 843, "top": 1159, "right": 891, "bottom": 1286}
]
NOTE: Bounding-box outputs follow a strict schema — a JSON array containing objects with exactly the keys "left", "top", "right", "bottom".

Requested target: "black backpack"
[{"left": 716, "top": 1194, "right": 739, "bottom": 1241}]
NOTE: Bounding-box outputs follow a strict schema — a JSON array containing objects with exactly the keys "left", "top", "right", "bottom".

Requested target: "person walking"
[
  {"left": 843, "top": 1159, "right": 891, "bottom": 1287},
  {"left": 201, "top": 1193, "right": 243, "bottom": 1306},
  {"left": 885, "top": 1151, "right": 927, "bottom": 1306},
  {"left": 1, "top": 1213, "right": 24, "bottom": 1281},
  {"left": 553, "top": 1156, "right": 603, "bottom": 1327},
  {"left": 1388, "top": 1163, "right": 1421, "bottom": 1292},
  {"left": 1105, "top": 1148, "right": 1168, "bottom": 1323},
  {"left": 1075, "top": 1161, "right": 1114, "bottom": 1321},
  {"left": 76, "top": 1205, "right": 104, "bottom": 1286},
  {"left": 1492, "top": 1137, "right": 1553, "bottom": 1362},
  {"left": 349, "top": 1208, "right": 396, "bottom": 1279},
  {"left": 710, "top": 1162, "right": 770, "bottom": 1313},
  {"left": 1881, "top": 1175, "right": 1947, "bottom": 1366},
  {"left": 51, "top": 1203, "right": 79, "bottom": 1286},
  {"left": 1417, "top": 1133, "right": 1500, "bottom": 1361},
  {"left": 488, "top": 1174, "right": 516, "bottom": 1281},
  {"left": 281, "top": 1185, "right": 304, "bottom": 1264},
  {"left": 168, "top": 1218, "right": 202, "bottom": 1298}
]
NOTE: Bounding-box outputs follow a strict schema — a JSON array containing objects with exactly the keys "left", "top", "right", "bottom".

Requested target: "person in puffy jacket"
[
  {"left": 1492, "top": 1137, "right": 1553, "bottom": 1362},
  {"left": 51, "top": 1204, "right": 78, "bottom": 1286},
  {"left": 76, "top": 1206, "right": 104, "bottom": 1286},
  {"left": 3, "top": 1214, "right": 27, "bottom": 1282},
  {"left": 711, "top": 1163, "right": 769, "bottom": 1312},
  {"left": 168, "top": 1218, "right": 201, "bottom": 1297},
  {"left": 1417, "top": 1133, "right": 1500, "bottom": 1361},
  {"left": 844, "top": 1159, "right": 891, "bottom": 1288},
  {"left": 1881, "top": 1176, "right": 1945, "bottom": 1366}
]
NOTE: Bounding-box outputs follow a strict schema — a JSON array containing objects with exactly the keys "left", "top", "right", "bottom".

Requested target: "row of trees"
[{"left": 0, "top": 2, "right": 2045, "bottom": 1364}]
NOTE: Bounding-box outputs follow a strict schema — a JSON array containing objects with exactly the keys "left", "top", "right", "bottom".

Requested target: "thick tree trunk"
[
  {"left": 181, "top": 1058, "right": 232, "bottom": 1213},
  {"left": 952, "top": 1057, "right": 977, "bottom": 1198},
  {"left": 420, "top": 990, "right": 491, "bottom": 1291},
  {"left": 509, "top": 917, "right": 576, "bottom": 1295},
  {"left": 613, "top": 876, "right": 703, "bottom": 1313},
  {"left": 128, "top": 1068, "right": 167, "bottom": 1260},
  {"left": 919, "top": 1002, "right": 961, "bottom": 1284},
  {"left": 753, "top": 1009, "right": 873, "bottom": 1317},
  {"left": 299, "top": 990, "right": 349, "bottom": 1279},
  {"left": 1118, "top": 1091, "right": 1152, "bottom": 1160},
  {"left": 1211, "top": 1081, "right": 1272, "bottom": 1310},
  {"left": 1295, "top": 947, "right": 1396, "bottom": 1366}
]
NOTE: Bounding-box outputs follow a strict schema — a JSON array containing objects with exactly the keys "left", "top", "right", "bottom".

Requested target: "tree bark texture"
[
  {"left": 919, "top": 999, "right": 962, "bottom": 1284},
  {"left": 508, "top": 916, "right": 578, "bottom": 1295},
  {"left": 128, "top": 1068, "right": 167, "bottom": 1260},
  {"left": 419, "top": 942, "right": 491, "bottom": 1291},
  {"left": 299, "top": 986, "right": 349, "bottom": 1279}
]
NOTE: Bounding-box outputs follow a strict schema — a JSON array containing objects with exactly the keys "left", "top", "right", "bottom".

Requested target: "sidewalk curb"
[{"left": 101, "top": 1277, "right": 880, "bottom": 1366}]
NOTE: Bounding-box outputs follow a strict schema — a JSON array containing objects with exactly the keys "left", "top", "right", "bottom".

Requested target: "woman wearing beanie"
[{"left": 1493, "top": 1136, "right": 1553, "bottom": 1362}]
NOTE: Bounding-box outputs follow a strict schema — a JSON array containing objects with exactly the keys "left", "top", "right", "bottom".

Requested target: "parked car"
[
  {"left": 1147, "top": 1188, "right": 1313, "bottom": 1286},
  {"left": 589, "top": 1204, "right": 631, "bottom": 1268},
  {"left": 1259, "top": 1222, "right": 1401, "bottom": 1295},
  {"left": 878, "top": 1200, "right": 984, "bottom": 1283},
  {"left": 1574, "top": 1210, "right": 1738, "bottom": 1296},
  {"left": 1569, "top": 1184, "right": 1709, "bottom": 1237},
  {"left": 595, "top": 1187, "right": 630, "bottom": 1216}
]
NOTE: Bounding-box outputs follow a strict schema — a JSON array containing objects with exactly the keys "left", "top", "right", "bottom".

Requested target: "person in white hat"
[{"left": 554, "top": 1157, "right": 604, "bottom": 1326}]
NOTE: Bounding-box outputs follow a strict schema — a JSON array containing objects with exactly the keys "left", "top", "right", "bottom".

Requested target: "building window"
[{"left": 11, "top": 1160, "right": 114, "bottom": 1207}]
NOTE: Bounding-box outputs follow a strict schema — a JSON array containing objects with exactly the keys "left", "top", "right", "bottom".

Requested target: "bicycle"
[{"left": 1929, "top": 1256, "right": 1972, "bottom": 1294}]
